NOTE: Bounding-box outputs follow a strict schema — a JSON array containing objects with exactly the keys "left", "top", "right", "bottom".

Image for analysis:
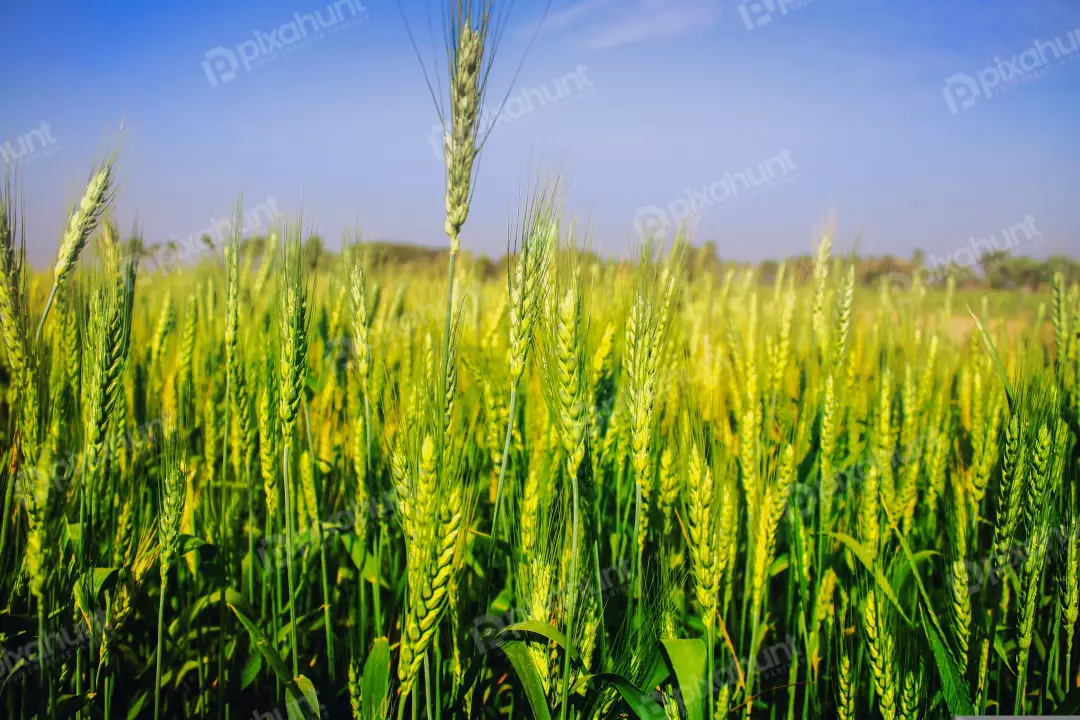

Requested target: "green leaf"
[
  {"left": 489, "top": 587, "right": 514, "bottom": 615},
  {"left": 888, "top": 549, "right": 938, "bottom": 601},
  {"left": 825, "top": 531, "right": 911, "bottom": 625},
  {"left": 361, "top": 638, "right": 391, "bottom": 720},
  {"left": 660, "top": 639, "right": 707, "bottom": 720},
  {"left": 178, "top": 534, "right": 218, "bottom": 560},
  {"left": 172, "top": 659, "right": 202, "bottom": 690},
  {"left": 583, "top": 651, "right": 671, "bottom": 720},
  {"left": 361, "top": 551, "right": 387, "bottom": 588},
  {"left": 227, "top": 600, "right": 292, "bottom": 689},
  {"left": 1056, "top": 683, "right": 1080, "bottom": 714},
  {"left": 887, "top": 509, "right": 974, "bottom": 716},
  {"left": 922, "top": 609, "right": 975, "bottom": 716},
  {"left": 65, "top": 522, "right": 82, "bottom": 550},
  {"left": 241, "top": 648, "right": 263, "bottom": 690},
  {"left": 0, "top": 658, "right": 28, "bottom": 695},
  {"left": 595, "top": 673, "right": 667, "bottom": 719},
  {"left": 93, "top": 567, "right": 119, "bottom": 596},
  {"left": 886, "top": 513, "right": 951, "bottom": 652},
  {"left": 168, "top": 589, "right": 226, "bottom": 639},
  {"left": 47, "top": 692, "right": 96, "bottom": 720},
  {"left": 470, "top": 528, "right": 514, "bottom": 558},
  {"left": 500, "top": 640, "right": 552, "bottom": 720},
  {"left": 640, "top": 652, "right": 672, "bottom": 694},
  {"left": 126, "top": 690, "right": 149, "bottom": 720},
  {"left": 501, "top": 620, "right": 579, "bottom": 662},
  {"left": 229, "top": 596, "right": 317, "bottom": 718},
  {"left": 337, "top": 532, "right": 366, "bottom": 574},
  {"left": 791, "top": 512, "right": 810, "bottom": 604},
  {"left": 993, "top": 633, "right": 1013, "bottom": 674},
  {"left": 286, "top": 674, "right": 321, "bottom": 720},
  {"left": 768, "top": 554, "right": 789, "bottom": 578},
  {"left": 967, "top": 307, "right": 1015, "bottom": 411}
]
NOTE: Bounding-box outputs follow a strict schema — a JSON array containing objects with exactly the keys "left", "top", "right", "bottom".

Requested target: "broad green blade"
[
  {"left": 361, "top": 638, "right": 391, "bottom": 720},
  {"left": 595, "top": 673, "right": 667, "bottom": 719},
  {"left": 1056, "top": 683, "right": 1080, "bottom": 713},
  {"left": 92, "top": 567, "right": 119, "bottom": 596},
  {"left": 126, "top": 690, "right": 149, "bottom": 720},
  {"left": 46, "top": 692, "right": 96, "bottom": 720},
  {"left": 501, "top": 640, "right": 552, "bottom": 720},
  {"left": 922, "top": 610, "right": 975, "bottom": 716},
  {"left": 660, "top": 639, "right": 708, "bottom": 720},
  {"left": 286, "top": 674, "right": 321, "bottom": 720},
  {"left": 886, "top": 512, "right": 949, "bottom": 644},
  {"left": 228, "top": 598, "right": 296, "bottom": 696},
  {"left": 502, "top": 619, "right": 580, "bottom": 662},
  {"left": 825, "top": 531, "right": 912, "bottom": 625},
  {"left": 241, "top": 649, "right": 263, "bottom": 690},
  {"left": 177, "top": 533, "right": 217, "bottom": 559},
  {"left": 888, "top": 518, "right": 975, "bottom": 716}
]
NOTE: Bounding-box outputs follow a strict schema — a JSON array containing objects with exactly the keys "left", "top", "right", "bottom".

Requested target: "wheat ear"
[{"left": 38, "top": 159, "right": 114, "bottom": 340}]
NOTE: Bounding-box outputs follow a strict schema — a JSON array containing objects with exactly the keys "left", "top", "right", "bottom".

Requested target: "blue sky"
[{"left": 1, "top": 0, "right": 1078, "bottom": 263}]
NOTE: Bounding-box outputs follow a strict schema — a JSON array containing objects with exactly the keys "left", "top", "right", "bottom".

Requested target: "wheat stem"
[
  {"left": 283, "top": 443, "right": 300, "bottom": 679},
  {"left": 490, "top": 387, "right": 517, "bottom": 548},
  {"left": 153, "top": 572, "right": 168, "bottom": 720}
]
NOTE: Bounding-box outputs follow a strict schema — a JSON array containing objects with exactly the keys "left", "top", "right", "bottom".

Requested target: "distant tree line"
[{"left": 132, "top": 233, "right": 1079, "bottom": 291}]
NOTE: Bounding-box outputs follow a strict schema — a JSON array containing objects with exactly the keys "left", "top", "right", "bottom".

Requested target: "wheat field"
[
  {"left": 1, "top": 162, "right": 1078, "bottom": 719},
  {"left": 2, "top": 2, "right": 1080, "bottom": 717}
]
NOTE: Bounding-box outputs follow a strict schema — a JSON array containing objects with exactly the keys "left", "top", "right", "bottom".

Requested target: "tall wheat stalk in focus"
[
  {"left": 36, "top": 156, "right": 115, "bottom": 341},
  {"left": 277, "top": 224, "right": 309, "bottom": 682}
]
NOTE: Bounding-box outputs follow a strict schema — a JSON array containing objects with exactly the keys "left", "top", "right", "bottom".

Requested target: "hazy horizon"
[{"left": 2, "top": 0, "right": 1078, "bottom": 266}]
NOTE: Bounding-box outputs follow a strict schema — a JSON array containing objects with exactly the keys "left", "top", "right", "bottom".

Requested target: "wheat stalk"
[
  {"left": 490, "top": 179, "right": 556, "bottom": 552},
  {"left": 864, "top": 589, "right": 897, "bottom": 720},
  {"left": 155, "top": 435, "right": 185, "bottom": 720},
  {"left": 37, "top": 159, "right": 115, "bottom": 340},
  {"left": 277, "top": 225, "right": 308, "bottom": 681}
]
